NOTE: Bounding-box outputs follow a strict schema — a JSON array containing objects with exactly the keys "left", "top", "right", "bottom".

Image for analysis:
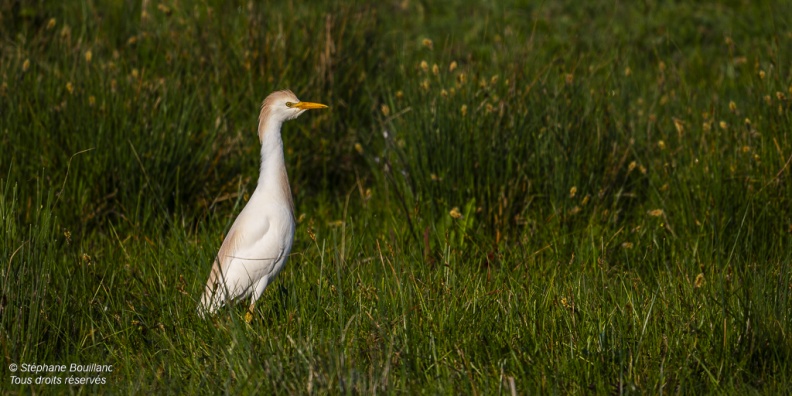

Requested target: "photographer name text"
[{"left": 8, "top": 363, "right": 113, "bottom": 385}]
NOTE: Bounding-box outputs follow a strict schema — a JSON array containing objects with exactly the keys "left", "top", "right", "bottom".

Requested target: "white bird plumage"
[{"left": 199, "top": 89, "right": 327, "bottom": 319}]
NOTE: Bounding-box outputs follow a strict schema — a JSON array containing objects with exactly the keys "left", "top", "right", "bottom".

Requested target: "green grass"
[{"left": 2, "top": 0, "right": 791, "bottom": 393}]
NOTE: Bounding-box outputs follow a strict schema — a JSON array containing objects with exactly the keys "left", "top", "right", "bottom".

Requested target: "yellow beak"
[{"left": 293, "top": 101, "right": 328, "bottom": 110}]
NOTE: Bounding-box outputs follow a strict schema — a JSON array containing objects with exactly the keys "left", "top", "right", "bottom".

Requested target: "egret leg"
[{"left": 245, "top": 276, "right": 270, "bottom": 323}]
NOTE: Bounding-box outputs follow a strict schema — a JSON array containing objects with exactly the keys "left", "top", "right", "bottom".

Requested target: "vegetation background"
[{"left": 1, "top": 0, "right": 791, "bottom": 393}]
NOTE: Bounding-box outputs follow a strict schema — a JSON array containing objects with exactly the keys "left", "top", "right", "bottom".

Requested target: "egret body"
[{"left": 200, "top": 89, "right": 327, "bottom": 320}]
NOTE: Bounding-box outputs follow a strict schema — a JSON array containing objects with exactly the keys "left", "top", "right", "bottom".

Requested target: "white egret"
[{"left": 199, "top": 89, "right": 327, "bottom": 321}]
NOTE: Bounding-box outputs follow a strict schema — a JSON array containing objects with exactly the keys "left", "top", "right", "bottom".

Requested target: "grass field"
[{"left": 2, "top": 0, "right": 791, "bottom": 393}]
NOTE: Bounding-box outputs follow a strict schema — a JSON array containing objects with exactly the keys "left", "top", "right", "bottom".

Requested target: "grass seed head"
[
  {"left": 422, "top": 38, "right": 433, "bottom": 49},
  {"left": 157, "top": 3, "right": 171, "bottom": 15},
  {"left": 457, "top": 73, "right": 466, "bottom": 84},
  {"left": 673, "top": 118, "right": 685, "bottom": 135},
  {"left": 694, "top": 273, "right": 705, "bottom": 288}
]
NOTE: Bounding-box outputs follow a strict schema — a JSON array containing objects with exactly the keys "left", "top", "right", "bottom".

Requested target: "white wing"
[{"left": 200, "top": 206, "right": 294, "bottom": 314}]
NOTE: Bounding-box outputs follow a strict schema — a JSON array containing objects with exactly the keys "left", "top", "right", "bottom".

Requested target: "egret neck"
[{"left": 257, "top": 114, "right": 295, "bottom": 216}]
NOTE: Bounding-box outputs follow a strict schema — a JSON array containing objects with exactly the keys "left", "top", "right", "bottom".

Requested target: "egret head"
[{"left": 260, "top": 89, "right": 328, "bottom": 124}]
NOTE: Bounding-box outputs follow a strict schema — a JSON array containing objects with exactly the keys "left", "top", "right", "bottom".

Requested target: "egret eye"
[{"left": 285, "top": 102, "right": 295, "bottom": 108}]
